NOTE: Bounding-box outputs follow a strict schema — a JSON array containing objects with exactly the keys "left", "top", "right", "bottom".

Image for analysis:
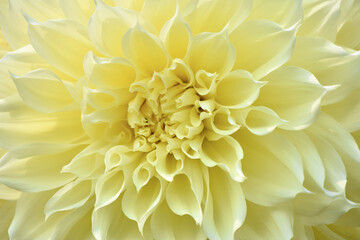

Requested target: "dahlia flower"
[{"left": 0, "top": 0, "right": 360, "bottom": 239}]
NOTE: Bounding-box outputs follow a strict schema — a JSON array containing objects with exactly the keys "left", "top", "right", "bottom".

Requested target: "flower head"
[{"left": 0, "top": 0, "right": 360, "bottom": 239}]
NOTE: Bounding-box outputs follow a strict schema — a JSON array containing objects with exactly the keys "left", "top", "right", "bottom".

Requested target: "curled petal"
[
  {"left": 208, "top": 108, "right": 240, "bottom": 136},
  {"left": 231, "top": 106, "right": 285, "bottom": 136},
  {"left": 215, "top": 70, "right": 264, "bottom": 108},
  {"left": 121, "top": 176, "right": 165, "bottom": 232},
  {"left": 200, "top": 135, "right": 245, "bottom": 182},
  {"left": 133, "top": 161, "right": 154, "bottom": 192}
]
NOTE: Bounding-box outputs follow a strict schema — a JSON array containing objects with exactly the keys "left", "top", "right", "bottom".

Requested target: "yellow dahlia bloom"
[{"left": 0, "top": 0, "right": 360, "bottom": 239}]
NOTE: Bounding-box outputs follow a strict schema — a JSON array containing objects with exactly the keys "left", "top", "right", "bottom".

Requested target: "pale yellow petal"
[
  {"left": 255, "top": 66, "right": 326, "bottom": 130},
  {"left": 44, "top": 180, "right": 93, "bottom": 218},
  {"left": 60, "top": 0, "right": 95, "bottom": 25},
  {"left": 0, "top": 200, "right": 16, "bottom": 239},
  {"left": 230, "top": 20, "right": 296, "bottom": 80},
  {"left": 84, "top": 51, "right": 136, "bottom": 90},
  {"left": 234, "top": 130, "right": 304, "bottom": 206},
  {"left": 186, "top": 30, "right": 236, "bottom": 76},
  {"left": 122, "top": 23, "right": 169, "bottom": 76},
  {"left": 0, "top": 183, "right": 21, "bottom": 200},
  {"left": 11, "top": 69, "right": 75, "bottom": 113},
  {"left": 215, "top": 70, "right": 264, "bottom": 108},
  {"left": 28, "top": 18, "right": 93, "bottom": 79},
  {"left": 200, "top": 136, "right": 245, "bottom": 182},
  {"left": 160, "top": 12, "right": 192, "bottom": 59},
  {"left": 0, "top": 144, "right": 82, "bottom": 192},
  {"left": 203, "top": 167, "right": 246, "bottom": 240},
  {"left": 151, "top": 202, "right": 206, "bottom": 240},
  {"left": 141, "top": 0, "right": 177, "bottom": 33}
]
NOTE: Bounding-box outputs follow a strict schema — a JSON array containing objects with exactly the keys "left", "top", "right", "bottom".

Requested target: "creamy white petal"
[{"left": 230, "top": 20, "right": 296, "bottom": 80}]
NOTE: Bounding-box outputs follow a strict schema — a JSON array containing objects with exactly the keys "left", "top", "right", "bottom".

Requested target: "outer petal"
[
  {"left": 11, "top": 69, "right": 75, "bottom": 113},
  {"left": 0, "top": 200, "right": 16, "bottom": 239},
  {"left": 234, "top": 130, "right": 304, "bottom": 206},
  {"left": 230, "top": 20, "right": 296, "bottom": 80},
  {"left": 151, "top": 202, "right": 206, "bottom": 240},
  {"left": 246, "top": 0, "right": 303, "bottom": 28},
  {"left": 255, "top": 66, "right": 327, "bottom": 130},
  {"left": 60, "top": 0, "right": 95, "bottom": 25},
  {"left": 0, "top": 95, "right": 85, "bottom": 149},
  {"left": 203, "top": 167, "right": 246, "bottom": 240},
  {"left": 141, "top": 0, "right": 177, "bottom": 32},
  {"left": 235, "top": 202, "right": 294, "bottom": 240},
  {"left": 28, "top": 18, "right": 94, "bottom": 79},
  {"left": 0, "top": 143, "right": 83, "bottom": 192},
  {"left": 185, "top": 0, "right": 252, "bottom": 34},
  {"left": 186, "top": 31, "right": 236, "bottom": 76},
  {"left": 287, "top": 36, "right": 360, "bottom": 105},
  {"left": 298, "top": 0, "right": 341, "bottom": 42},
  {"left": 8, "top": 190, "right": 67, "bottom": 240}
]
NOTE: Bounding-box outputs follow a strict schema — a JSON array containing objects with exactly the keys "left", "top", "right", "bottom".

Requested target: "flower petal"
[
  {"left": 151, "top": 202, "right": 206, "bottom": 240},
  {"left": 141, "top": 0, "right": 177, "bottom": 32},
  {"left": 92, "top": 196, "right": 145, "bottom": 240},
  {"left": 234, "top": 130, "right": 304, "bottom": 206},
  {"left": 0, "top": 200, "right": 16, "bottom": 238},
  {"left": 185, "top": 0, "right": 252, "bottom": 34},
  {"left": 298, "top": 0, "right": 341, "bottom": 42},
  {"left": 166, "top": 174, "right": 202, "bottom": 224},
  {"left": 230, "top": 20, "right": 296, "bottom": 80},
  {"left": 44, "top": 180, "right": 93, "bottom": 219},
  {"left": 121, "top": 176, "right": 164, "bottom": 232},
  {"left": 160, "top": 12, "right": 192, "bottom": 59},
  {"left": 84, "top": 51, "right": 136, "bottom": 90},
  {"left": 255, "top": 66, "right": 327, "bottom": 130},
  {"left": 200, "top": 136, "right": 245, "bottom": 182},
  {"left": 88, "top": 0, "right": 137, "bottom": 57},
  {"left": 186, "top": 31, "right": 236, "bottom": 76},
  {"left": 122, "top": 23, "right": 169, "bottom": 76},
  {"left": 203, "top": 167, "right": 246, "bottom": 240},
  {"left": 235, "top": 202, "right": 294, "bottom": 240},
  {"left": 0, "top": 144, "right": 83, "bottom": 192},
  {"left": 215, "top": 70, "right": 264, "bottom": 108},
  {"left": 59, "top": 0, "right": 95, "bottom": 25},
  {"left": 28, "top": 18, "right": 93, "bottom": 79},
  {"left": 287, "top": 36, "right": 360, "bottom": 105},
  {"left": 11, "top": 69, "right": 75, "bottom": 113}
]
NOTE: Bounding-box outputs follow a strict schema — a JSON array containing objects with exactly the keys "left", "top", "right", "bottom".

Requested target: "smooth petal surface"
[
  {"left": 230, "top": 20, "right": 296, "bottom": 80},
  {"left": 203, "top": 167, "right": 246, "bottom": 240}
]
